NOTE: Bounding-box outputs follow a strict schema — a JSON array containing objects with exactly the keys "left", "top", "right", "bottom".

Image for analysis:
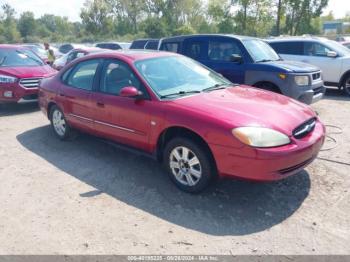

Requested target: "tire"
[
  {"left": 163, "top": 137, "right": 215, "bottom": 193},
  {"left": 343, "top": 75, "right": 350, "bottom": 96},
  {"left": 49, "top": 105, "right": 73, "bottom": 140}
]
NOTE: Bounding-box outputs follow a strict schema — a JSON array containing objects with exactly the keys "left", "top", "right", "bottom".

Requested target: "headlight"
[
  {"left": 295, "top": 75, "right": 309, "bottom": 86},
  {"left": 232, "top": 127, "right": 290, "bottom": 148},
  {"left": 0, "top": 74, "right": 17, "bottom": 84}
]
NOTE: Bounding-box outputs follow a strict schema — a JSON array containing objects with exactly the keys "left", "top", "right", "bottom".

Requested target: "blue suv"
[{"left": 159, "top": 34, "right": 325, "bottom": 104}]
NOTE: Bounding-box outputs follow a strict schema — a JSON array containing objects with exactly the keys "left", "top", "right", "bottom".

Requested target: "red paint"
[
  {"left": 39, "top": 51, "right": 326, "bottom": 181},
  {"left": 0, "top": 45, "right": 57, "bottom": 103}
]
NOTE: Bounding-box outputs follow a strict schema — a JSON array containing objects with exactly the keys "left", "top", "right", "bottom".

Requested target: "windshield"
[
  {"left": 0, "top": 49, "right": 44, "bottom": 67},
  {"left": 134, "top": 56, "right": 232, "bottom": 98},
  {"left": 30, "top": 46, "right": 47, "bottom": 57},
  {"left": 243, "top": 39, "right": 281, "bottom": 62},
  {"left": 324, "top": 40, "right": 350, "bottom": 56}
]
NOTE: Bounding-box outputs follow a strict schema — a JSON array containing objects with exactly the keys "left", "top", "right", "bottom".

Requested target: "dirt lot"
[{"left": 0, "top": 88, "right": 349, "bottom": 255}]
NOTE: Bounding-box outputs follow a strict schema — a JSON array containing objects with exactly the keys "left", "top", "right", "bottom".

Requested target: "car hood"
[
  {"left": 0, "top": 65, "right": 56, "bottom": 78},
  {"left": 265, "top": 60, "right": 320, "bottom": 73},
  {"left": 168, "top": 86, "right": 316, "bottom": 136}
]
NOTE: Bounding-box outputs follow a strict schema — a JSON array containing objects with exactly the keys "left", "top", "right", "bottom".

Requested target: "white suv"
[{"left": 268, "top": 36, "right": 350, "bottom": 96}]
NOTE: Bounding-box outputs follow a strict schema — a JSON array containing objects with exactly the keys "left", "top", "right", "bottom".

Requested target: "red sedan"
[
  {"left": 0, "top": 45, "right": 56, "bottom": 103},
  {"left": 39, "top": 51, "right": 325, "bottom": 193}
]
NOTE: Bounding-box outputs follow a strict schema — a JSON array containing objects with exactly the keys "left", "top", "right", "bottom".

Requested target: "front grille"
[
  {"left": 19, "top": 78, "right": 42, "bottom": 89},
  {"left": 293, "top": 117, "right": 316, "bottom": 139},
  {"left": 279, "top": 157, "right": 313, "bottom": 175},
  {"left": 312, "top": 72, "right": 321, "bottom": 81}
]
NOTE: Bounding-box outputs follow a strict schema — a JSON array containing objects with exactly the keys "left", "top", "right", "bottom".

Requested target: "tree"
[
  {"left": 1, "top": 4, "right": 21, "bottom": 43},
  {"left": 142, "top": 17, "right": 167, "bottom": 38},
  {"left": 18, "top": 11, "right": 37, "bottom": 41}
]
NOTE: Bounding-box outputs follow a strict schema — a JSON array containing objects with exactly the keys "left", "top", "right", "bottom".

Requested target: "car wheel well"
[
  {"left": 47, "top": 102, "right": 57, "bottom": 119},
  {"left": 253, "top": 81, "right": 282, "bottom": 93},
  {"left": 156, "top": 126, "right": 217, "bottom": 169},
  {"left": 340, "top": 70, "right": 350, "bottom": 88}
]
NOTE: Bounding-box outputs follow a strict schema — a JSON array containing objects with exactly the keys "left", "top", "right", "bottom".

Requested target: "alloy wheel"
[
  {"left": 52, "top": 109, "right": 66, "bottom": 137},
  {"left": 169, "top": 146, "right": 202, "bottom": 186}
]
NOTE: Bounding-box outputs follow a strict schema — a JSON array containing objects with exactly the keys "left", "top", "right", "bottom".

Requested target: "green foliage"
[{"left": 0, "top": 0, "right": 340, "bottom": 45}]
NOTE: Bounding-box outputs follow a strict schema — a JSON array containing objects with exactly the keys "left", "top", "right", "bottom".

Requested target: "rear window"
[
  {"left": 96, "top": 43, "right": 121, "bottom": 50},
  {"left": 269, "top": 41, "right": 304, "bottom": 55},
  {"left": 0, "top": 49, "right": 44, "bottom": 67}
]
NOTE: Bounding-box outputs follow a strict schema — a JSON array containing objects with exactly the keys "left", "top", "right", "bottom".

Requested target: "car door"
[
  {"left": 300, "top": 41, "right": 343, "bottom": 83},
  {"left": 57, "top": 58, "right": 101, "bottom": 131},
  {"left": 91, "top": 58, "right": 152, "bottom": 151},
  {"left": 190, "top": 36, "right": 245, "bottom": 84}
]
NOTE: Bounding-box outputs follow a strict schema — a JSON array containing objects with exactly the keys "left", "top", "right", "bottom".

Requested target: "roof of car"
[
  {"left": 72, "top": 47, "right": 103, "bottom": 53},
  {"left": 84, "top": 50, "right": 177, "bottom": 61},
  {"left": 160, "top": 34, "right": 257, "bottom": 42},
  {"left": 267, "top": 36, "right": 330, "bottom": 43},
  {"left": 0, "top": 44, "right": 26, "bottom": 49}
]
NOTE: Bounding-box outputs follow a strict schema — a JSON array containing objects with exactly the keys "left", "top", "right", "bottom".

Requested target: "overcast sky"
[{"left": 6, "top": 0, "right": 350, "bottom": 22}]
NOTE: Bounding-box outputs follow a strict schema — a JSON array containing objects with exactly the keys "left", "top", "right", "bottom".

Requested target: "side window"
[
  {"left": 208, "top": 40, "right": 242, "bottom": 61},
  {"left": 161, "top": 42, "right": 179, "bottom": 53},
  {"left": 100, "top": 60, "right": 142, "bottom": 96},
  {"left": 67, "top": 59, "right": 100, "bottom": 91},
  {"left": 270, "top": 42, "right": 303, "bottom": 55},
  {"left": 66, "top": 51, "right": 77, "bottom": 63},
  {"left": 187, "top": 42, "right": 202, "bottom": 59},
  {"left": 304, "top": 42, "right": 331, "bottom": 57}
]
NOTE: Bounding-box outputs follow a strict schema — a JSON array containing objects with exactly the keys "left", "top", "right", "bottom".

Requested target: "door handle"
[
  {"left": 59, "top": 93, "right": 65, "bottom": 97},
  {"left": 96, "top": 102, "right": 105, "bottom": 107},
  {"left": 59, "top": 93, "right": 75, "bottom": 99}
]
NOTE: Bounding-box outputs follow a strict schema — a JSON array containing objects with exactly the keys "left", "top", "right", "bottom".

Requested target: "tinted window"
[
  {"left": 96, "top": 43, "right": 121, "bottom": 50},
  {"left": 100, "top": 60, "right": 142, "bottom": 96},
  {"left": 187, "top": 42, "right": 202, "bottom": 59},
  {"left": 208, "top": 40, "right": 242, "bottom": 61},
  {"left": 67, "top": 59, "right": 100, "bottom": 90},
  {"left": 304, "top": 42, "right": 331, "bottom": 57},
  {"left": 269, "top": 41, "right": 303, "bottom": 55},
  {"left": 0, "top": 49, "right": 44, "bottom": 67},
  {"left": 161, "top": 42, "right": 179, "bottom": 53},
  {"left": 130, "top": 40, "right": 148, "bottom": 49},
  {"left": 59, "top": 44, "right": 73, "bottom": 54},
  {"left": 144, "top": 40, "right": 159, "bottom": 50}
]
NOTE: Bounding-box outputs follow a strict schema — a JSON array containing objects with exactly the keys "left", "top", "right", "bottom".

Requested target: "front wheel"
[
  {"left": 49, "top": 105, "right": 72, "bottom": 140},
  {"left": 163, "top": 137, "right": 215, "bottom": 193},
  {"left": 343, "top": 75, "right": 350, "bottom": 96}
]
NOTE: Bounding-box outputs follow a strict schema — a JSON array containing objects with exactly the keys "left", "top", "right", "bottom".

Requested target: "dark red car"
[
  {"left": 39, "top": 51, "right": 325, "bottom": 193},
  {"left": 0, "top": 45, "right": 56, "bottom": 104}
]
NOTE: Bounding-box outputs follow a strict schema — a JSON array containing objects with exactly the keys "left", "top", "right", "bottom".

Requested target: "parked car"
[
  {"left": 39, "top": 50, "right": 325, "bottom": 193},
  {"left": 0, "top": 45, "right": 56, "bottom": 104},
  {"left": 58, "top": 43, "right": 85, "bottom": 54},
  {"left": 159, "top": 34, "right": 325, "bottom": 104},
  {"left": 341, "top": 41, "right": 350, "bottom": 49},
  {"left": 53, "top": 47, "right": 103, "bottom": 71},
  {"left": 268, "top": 36, "right": 350, "bottom": 96},
  {"left": 130, "top": 39, "right": 158, "bottom": 49},
  {"left": 95, "top": 42, "right": 122, "bottom": 50},
  {"left": 21, "top": 44, "right": 49, "bottom": 63}
]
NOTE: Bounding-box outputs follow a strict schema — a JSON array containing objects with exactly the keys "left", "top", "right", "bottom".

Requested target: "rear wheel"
[
  {"left": 163, "top": 137, "right": 215, "bottom": 193},
  {"left": 49, "top": 105, "right": 72, "bottom": 140}
]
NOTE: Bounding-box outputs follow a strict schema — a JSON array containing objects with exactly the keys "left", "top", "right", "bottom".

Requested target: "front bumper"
[
  {"left": 0, "top": 83, "right": 38, "bottom": 104},
  {"left": 210, "top": 120, "right": 325, "bottom": 181}
]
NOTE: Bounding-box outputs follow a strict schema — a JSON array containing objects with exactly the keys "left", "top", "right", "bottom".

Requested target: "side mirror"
[
  {"left": 326, "top": 51, "right": 337, "bottom": 58},
  {"left": 230, "top": 54, "right": 243, "bottom": 63},
  {"left": 119, "top": 86, "right": 142, "bottom": 98}
]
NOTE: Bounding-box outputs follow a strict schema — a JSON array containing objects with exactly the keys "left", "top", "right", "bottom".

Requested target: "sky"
[{"left": 5, "top": 0, "right": 350, "bottom": 22}]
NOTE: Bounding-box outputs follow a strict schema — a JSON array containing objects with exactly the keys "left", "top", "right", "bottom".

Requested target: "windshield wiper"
[
  {"left": 256, "top": 59, "right": 273, "bottom": 63},
  {"left": 160, "top": 90, "right": 201, "bottom": 99},
  {"left": 202, "top": 83, "right": 230, "bottom": 92}
]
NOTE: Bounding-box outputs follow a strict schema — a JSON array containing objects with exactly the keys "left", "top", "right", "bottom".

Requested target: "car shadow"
[
  {"left": 324, "top": 87, "right": 350, "bottom": 102},
  {"left": 17, "top": 125, "right": 311, "bottom": 236},
  {"left": 0, "top": 103, "right": 39, "bottom": 117}
]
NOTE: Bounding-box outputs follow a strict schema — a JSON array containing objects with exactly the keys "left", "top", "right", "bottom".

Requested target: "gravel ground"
[{"left": 0, "top": 88, "right": 349, "bottom": 255}]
